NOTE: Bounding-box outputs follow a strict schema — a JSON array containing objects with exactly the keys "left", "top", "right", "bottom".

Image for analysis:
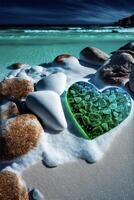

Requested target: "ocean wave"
[
  {"left": 0, "top": 27, "right": 133, "bottom": 42},
  {"left": 23, "top": 27, "right": 134, "bottom": 33},
  {"left": 24, "top": 29, "right": 62, "bottom": 33},
  {"left": 0, "top": 27, "right": 134, "bottom": 36},
  {"left": 23, "top": 29, "right": 108, "bottom": 33}
]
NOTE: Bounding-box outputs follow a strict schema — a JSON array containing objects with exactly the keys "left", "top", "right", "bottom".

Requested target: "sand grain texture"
[{"left": 0, "top": 114, "right": 43, "bottom": 161}]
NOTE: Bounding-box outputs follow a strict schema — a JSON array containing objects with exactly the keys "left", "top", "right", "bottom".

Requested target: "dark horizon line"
[
  {"left": 0, "top": 13, "right": 133, "bottom": 29},
  {"left": 0, "top": 22, "right": 115, "bottom": 28}
]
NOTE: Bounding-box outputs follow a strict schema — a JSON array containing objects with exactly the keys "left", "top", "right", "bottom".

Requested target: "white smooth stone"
[
  {"left": 17, "top": 70, "right": 34, "bottom": 83},
  {"left": 36, "top": 72, "right": 67, "bottom": 95},
  {"left": 63, "top": 56, "right": 79, "bottom": 65},
  {"left": 26, "top": 90, "right": 67, "bottom": 131}
]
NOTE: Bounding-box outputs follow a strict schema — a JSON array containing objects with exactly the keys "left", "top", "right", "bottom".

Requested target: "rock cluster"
[
  {"left": 0, "top": 69, "right": 68, "bottom": 163},
  {"left": 0, "top": 43, "right": 134, "bottom": 198},
  {"left": 100, "top": 42, "right": 134, "bottom": 89},
  {"left": 99, "top": 48, "right": 134, "bottom": 85}
]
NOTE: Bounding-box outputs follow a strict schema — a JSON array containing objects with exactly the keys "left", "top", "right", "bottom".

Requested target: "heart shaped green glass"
[{"left": 66, "top": 82, "right": 131, "bottom": 140}]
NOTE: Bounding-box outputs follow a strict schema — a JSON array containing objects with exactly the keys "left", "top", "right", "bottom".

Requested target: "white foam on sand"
[
  {"left": 3, "top": 57, "right": 134, "bottom": 172},
  {"left": 3, "top": 131, "right": 46, "bottom": 173},
  {"left": 41, "top": 99, "right": 133, "bottom": 167},
  {"left": 6, "top": 101, "right": 133, "bottom": 172}
]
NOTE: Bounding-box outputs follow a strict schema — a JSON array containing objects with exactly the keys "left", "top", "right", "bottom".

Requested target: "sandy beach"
[
  {"left": 23, "top": 121, "right": 134, "bottom": 200},
  {"left": 0, "top": 28, "right": 134, "bottom": 200},
  {"left": 1, "top": 99, "right": 134, "bottom": 199}
]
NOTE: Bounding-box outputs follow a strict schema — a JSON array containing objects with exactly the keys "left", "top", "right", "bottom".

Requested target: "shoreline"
[{"left": 0, "top": 41, "right": 134, "bottom": 199}]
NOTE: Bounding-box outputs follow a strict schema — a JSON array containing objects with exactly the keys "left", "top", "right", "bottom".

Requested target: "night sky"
[{"left": 0, "top": 0, "right": 134, "bottom": 25}]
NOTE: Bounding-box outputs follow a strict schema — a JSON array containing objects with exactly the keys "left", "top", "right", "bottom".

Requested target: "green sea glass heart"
[{"left": 66, "top": 81, "right": 131, "bottom": 140}]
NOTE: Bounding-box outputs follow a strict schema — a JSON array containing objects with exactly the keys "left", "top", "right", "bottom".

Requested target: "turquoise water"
[{"left": 0, "top": 27, "right": 134, "bottom": 80}]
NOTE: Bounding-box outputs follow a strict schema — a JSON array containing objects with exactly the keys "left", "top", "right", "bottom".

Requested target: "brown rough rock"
[
  {"left": 80, "top": 46, "right": 109, "bottom": 66},
  {"left": 0, "top": 114, "right": 43, "bottom": 161},
  {"left": 0, "top": 171, "right": 29, "bottom": 200},
  {"left": 111, "top": 50, "right": 134, "bottom": 58},
  {"left": 0, "top": 101, "right": 19, "bottom": 121},
  {"left": 99, "top": 52, "right": 134, "bottom": 85},
  {"left": 111, "top": 42, "right": 134, "bottom": 54},
  {"left": 129, "top": 65, "right": 134, "bottom": 92},
  {"left": 11, "top": 63, "right": 30, "bottom": 69},
  {"left": 0, "top": 78, "right": 34, "bottom": 99},
  {"left": 100, "top": 64, "right": 131, "bottom": 85},
  {"left": 109, "top": 52, "right": 134, "bottom": 65},
  {"left": 53, "top": 54, "right": 73, "bottom": 64}
]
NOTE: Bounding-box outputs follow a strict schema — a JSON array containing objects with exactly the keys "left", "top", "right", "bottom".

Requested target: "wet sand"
[{"left": 23, "top": 107, "right": 134, "bottom": 200}]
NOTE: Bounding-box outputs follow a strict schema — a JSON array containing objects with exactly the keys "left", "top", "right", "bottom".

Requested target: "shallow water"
[{"left": 0, "top": 26, "right": 134, "bottom": 80}]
